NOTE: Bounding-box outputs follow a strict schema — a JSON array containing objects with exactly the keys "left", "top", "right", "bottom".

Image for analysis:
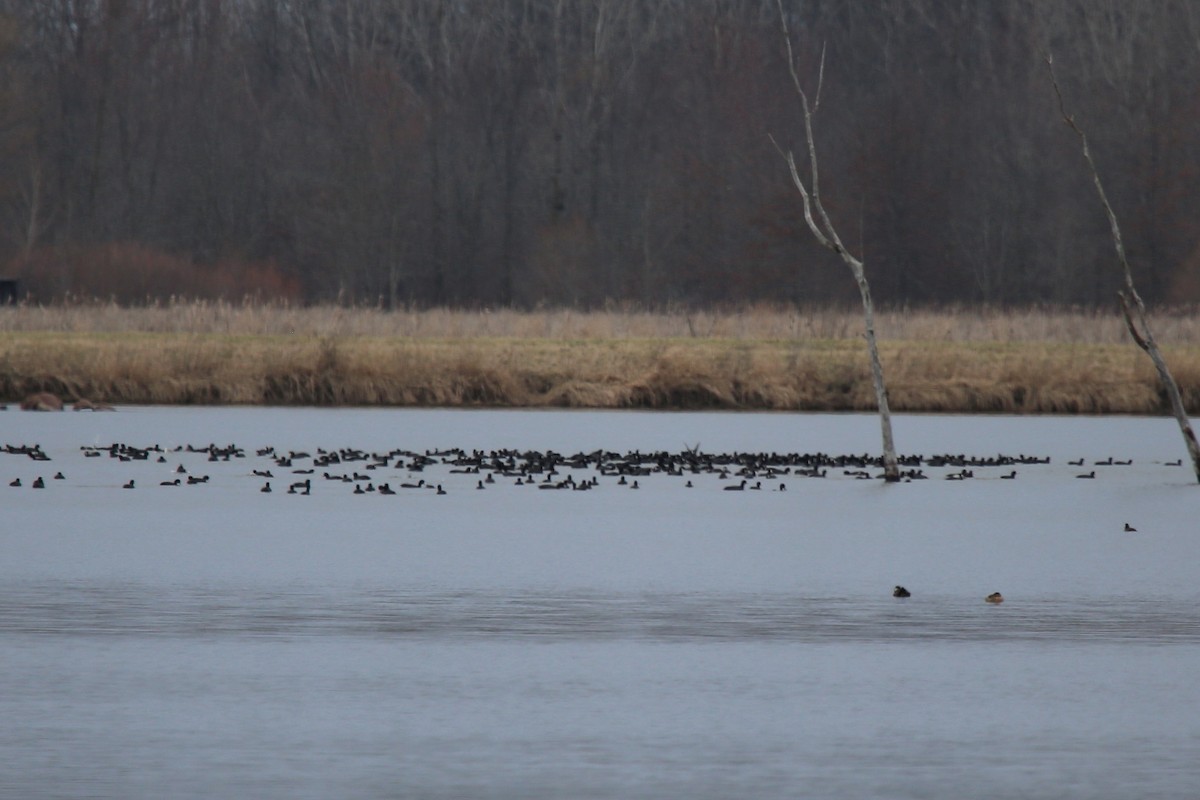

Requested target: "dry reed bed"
[
  {"left": 3, "top": 331, "right": 1200, "bottom": 414},
  {"left": 4, "top": 301, "right": 1200, "bottom": 344}
]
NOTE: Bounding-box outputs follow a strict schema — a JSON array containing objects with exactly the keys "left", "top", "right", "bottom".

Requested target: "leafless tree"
[
  {"left": 772, "top": 0, "right": 899, "bottom": 482},
  {"left": 3, "top": 0, "right": 1200, "bottom": 312},
  {"left": 1048, "top": 55, "right": 1200, "bottom": 483}
]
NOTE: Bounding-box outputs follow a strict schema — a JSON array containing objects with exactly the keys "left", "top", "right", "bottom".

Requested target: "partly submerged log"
[
  {"left": 73, "top": 397, "right": 116, "bottom": 411},
  {"left": 20, "top": 391, "right": 64, "bottom": 411}
]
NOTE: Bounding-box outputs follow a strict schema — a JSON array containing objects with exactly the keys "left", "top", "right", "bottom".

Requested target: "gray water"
[{"left": 3, "top": 408, "right": 1200, "bottom": 799}]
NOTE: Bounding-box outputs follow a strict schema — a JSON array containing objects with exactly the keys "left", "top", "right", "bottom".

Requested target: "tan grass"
[
  {"left": 3, "top": 299, "right": 1200, "bottom": 344},
  {"left": 1, "top": 333, "right": 1198, "bottom": 414},
  {"left": 2, "top": 302, "right": 1200, "bottom": 412}
]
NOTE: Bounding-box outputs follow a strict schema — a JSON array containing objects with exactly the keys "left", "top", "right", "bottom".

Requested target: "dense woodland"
[{"left": 0, "top": 0, "right": 1198, "bottom": 308}]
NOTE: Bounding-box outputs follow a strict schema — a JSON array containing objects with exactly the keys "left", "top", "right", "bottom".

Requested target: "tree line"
[{"left": 0, "top": 0, "right": 1197, "bottom": 308}]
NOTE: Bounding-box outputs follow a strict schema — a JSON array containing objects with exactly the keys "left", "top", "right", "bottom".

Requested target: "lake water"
[{"left": 3, "top": 407, "right": 1200, "bottom": 799}]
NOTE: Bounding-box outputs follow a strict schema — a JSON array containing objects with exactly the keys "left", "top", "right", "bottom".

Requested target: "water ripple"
[{"left": 3, "top": 583, "right": 1199, "bottom": 645}]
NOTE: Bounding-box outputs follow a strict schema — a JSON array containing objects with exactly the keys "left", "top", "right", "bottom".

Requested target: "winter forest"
[{"left": 1, "top": 0, "right": 1198, "bottom": 309}]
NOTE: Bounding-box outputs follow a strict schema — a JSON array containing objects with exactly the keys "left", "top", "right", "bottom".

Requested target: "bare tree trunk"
[
  {"left": 1048, "top": 56, "right": 1200, "bottom": 483},
  {"left": 22, "top": 157, "right": 46, "bottom": 254},
  {"left": 773, "top": 1, "right": 900, "bottom": 482}
]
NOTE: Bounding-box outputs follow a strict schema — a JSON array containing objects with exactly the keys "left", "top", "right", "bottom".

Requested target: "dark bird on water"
[
  {"left": 893, "top": 586, "right": 911, "bottom": 598},
  {"left": 1124, "top": 523, "right": 1137, "bottom": 532},
  {"left": 986, "top": 592, "right": 1004, "bottom": 604}
]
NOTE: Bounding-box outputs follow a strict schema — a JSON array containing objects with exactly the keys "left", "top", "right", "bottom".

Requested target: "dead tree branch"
[
  {"left": 772, "top": 0, "right": 900, "bottom": 482},
  {"left": 1047, "top": 54, "right": 1200, "bottom": 483}
]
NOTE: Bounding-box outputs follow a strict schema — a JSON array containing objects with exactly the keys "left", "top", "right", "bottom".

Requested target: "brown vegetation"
[
  {"left": 1, "top": 303, "right": 1198, "bottom": 413},
  {"left": 4, "top": 300, "right": 1200, "bottom": 344},
  {"left": 7, "top": 244, "right": 303, "bottom": 305}
]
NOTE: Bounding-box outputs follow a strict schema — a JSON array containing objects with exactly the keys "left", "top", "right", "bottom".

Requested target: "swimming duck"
[
  {"left": 260, "top": 482, "right": 272, "bottom": 493},
  {"left": 1123, "top": 523, "right": 1136, "bottom": 532},
  {"left": 893, "top": 585, "right": 911, "bottom": 598},
  {"left": 1075, "top": 471, "right": 1095, "bottom": 479},
  {"left": 123, "top": 479, "right": 135, "bottom": 489},
  {"left": 31, "top": 476, "right": 45, "bottom": 489},
  {"left": 985, "top": 592, "right": 1004, "bottom": 604},
  {"left": 8, "top": 478, "right": 19, "bottom": 487}
]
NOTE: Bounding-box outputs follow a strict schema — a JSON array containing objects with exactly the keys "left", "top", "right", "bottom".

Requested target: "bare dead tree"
[
  {"left": 1047, "top": 55, "right": 1200, "bottom": 483},
  {"left": 771, "top": 0, "right": 900, "bottom": 482}
]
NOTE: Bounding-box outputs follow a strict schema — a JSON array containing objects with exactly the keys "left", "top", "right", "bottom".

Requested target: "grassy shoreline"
[
  {"left": 4, "top": 304, "right": 1200, "bottom": 413},
  {"left": 2, "top": 329, "right": 1198, "bottom": 414}
]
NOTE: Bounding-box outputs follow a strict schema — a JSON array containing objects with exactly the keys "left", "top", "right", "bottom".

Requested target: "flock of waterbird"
[
  {"left": 6, "top": 430, "right": 1175, "bottom": 603},
  {"left": 4, "top": 440, "right": 1152, "bottom": 495},
  {"left": 6, "top": 436, "right": 1165, "bottom": 509}
]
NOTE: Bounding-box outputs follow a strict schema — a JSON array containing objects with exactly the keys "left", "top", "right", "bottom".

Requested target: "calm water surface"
[{"left": 3, "top": 408, "right": 1200, "bottom": 799}]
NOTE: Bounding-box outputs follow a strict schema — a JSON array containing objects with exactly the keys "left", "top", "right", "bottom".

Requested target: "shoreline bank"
[{"left": 3, "top": 333, "right": 1198, "bottom": 414}]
